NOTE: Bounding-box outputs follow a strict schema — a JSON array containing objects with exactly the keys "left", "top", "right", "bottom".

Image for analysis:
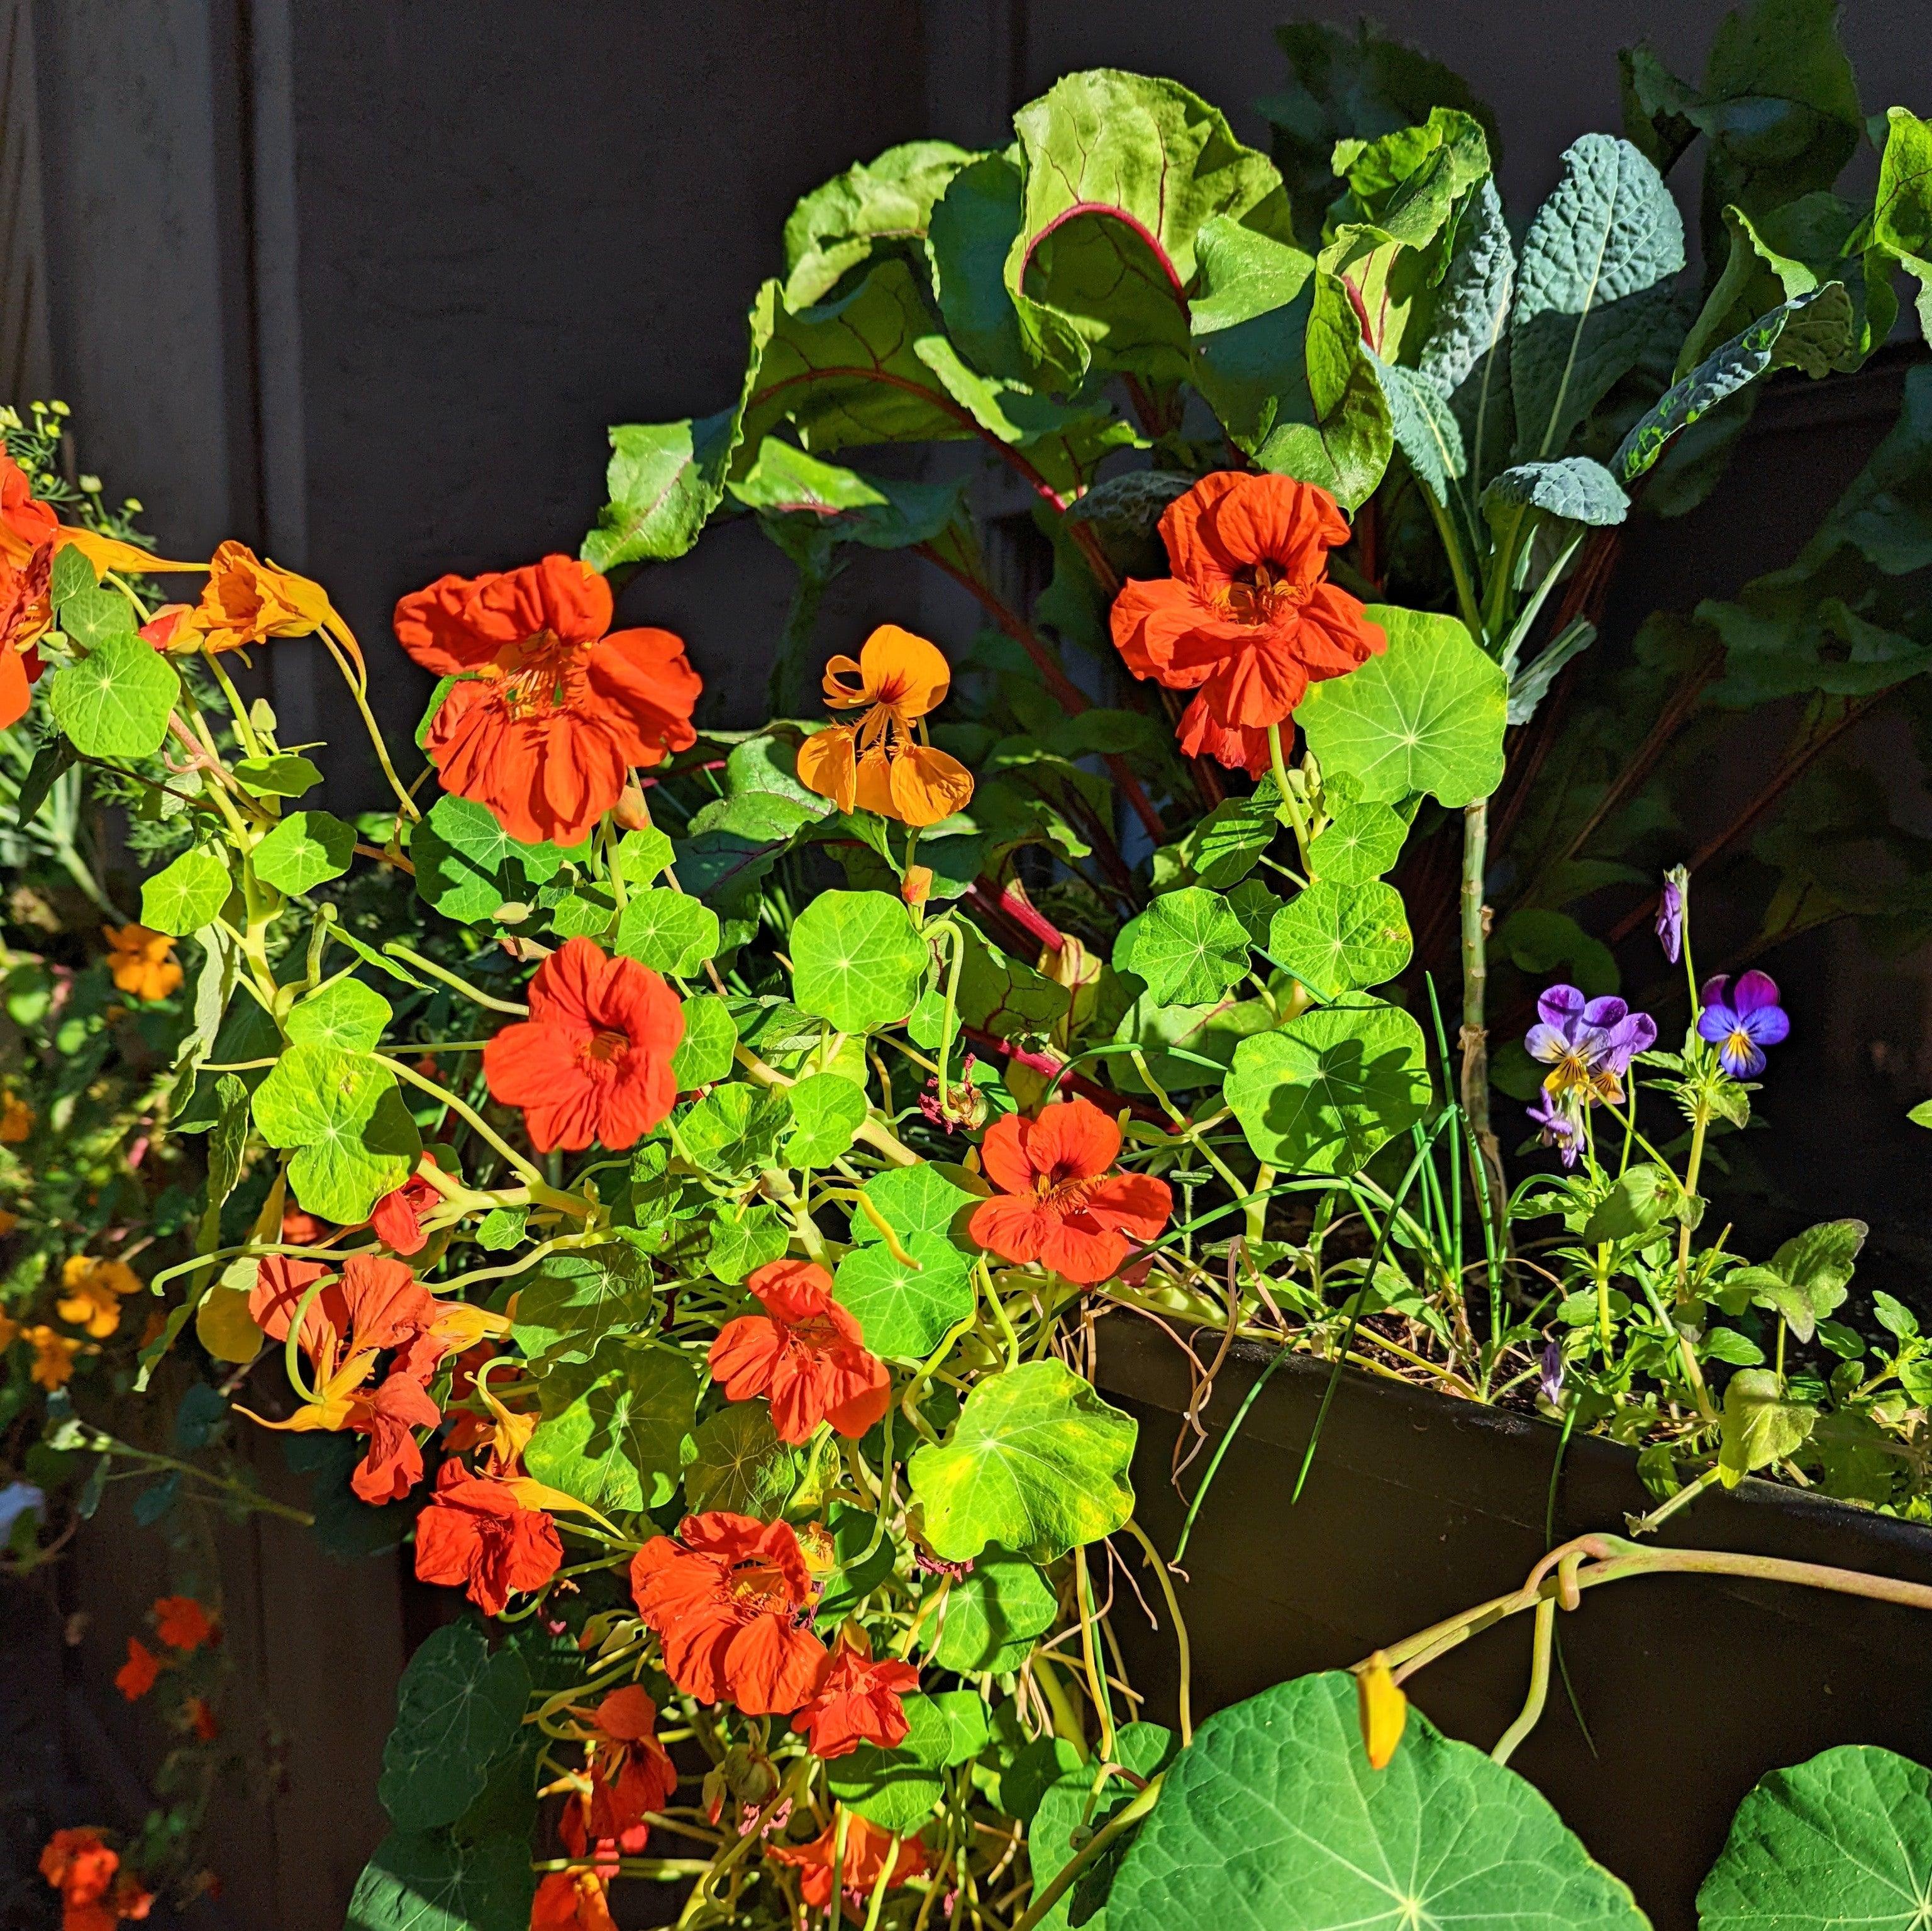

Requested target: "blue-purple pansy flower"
[
  {"left": 1696, "top": 971, "right": 1789, "bottom": 1078},
  {"left": 1525, "top": 984, "right": 1658, "bottom": 1106},
  {"left": 1655, "top": 866, "right": 1687, "bottom": 965},
  {"left": 1526, "top": 1088, "right": 1585, "bottom": 1169}
]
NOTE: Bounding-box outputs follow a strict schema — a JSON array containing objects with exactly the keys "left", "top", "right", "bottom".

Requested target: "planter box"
[{"left": 1096, "top": 1316, "right": 1932, "bottom": 1931}]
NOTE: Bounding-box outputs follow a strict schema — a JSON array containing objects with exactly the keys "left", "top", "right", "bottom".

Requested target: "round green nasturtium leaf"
[
  {"left": 708, "top": 1200, "right": 790, "bottom": 1284},
  {"left": 1699, "top": 1745, "right": 1932, "bottom": 1931},
  {"left": 426, "top": 790, "right": 570, "bottom": 883},
  {"left": 930, "top": 1548, "right": 1058, "bottom": 1672},
  {"left": 48, "top": 631, "right": 179, "bottom": 758},
  {"left": 828, "top": 1691, "right": 990, "bottom": 1832},
  {"left": 1119, "top": 886, "right": 1252, "bottom": 1006},
  {"left": 250, "top": 1043, "right": 421, "bottom": 1223},
  {"left": 546, "top": 888, "right": 616, "bottom": 942},
  {"left": 614, "top": 825, "right": 675, "bottom": 884},
  {"left": 377, "top": 1621, "right": 530, "bottom": 1834},
  {"left": 784, "top": 1071, "right": 869, "bottom": 1167},
  {"left": 835, "top": 1230, "right": 975, "bottom": 1361},
  {"left": 524, "top": 1347, "right": 699, "bottom": 1515},
  {"left": 789, "top": 888, "right": 929, "bottom": 1033},
  {"left": 1299, "top": 605, "right": 1506, "bottom": 808},
  {"left": 848, "top": 1161, "right": 980, "bottom": 1248},
  {"left": 1033, "top": 1722, "right": 1175, "bottom": 1931},
  {"left": 233, "top": 752, "right": 323, "bottom": 798},
  {"left": 909, "top": 1357, "right": 1136, "bottom": 1563},
  {"left": 511, "top": 1245, "right": 657, "bottom": 1368},
  {"left": 1268, "top": 879, "right": 1413, "bottom": 999},
  {"left": 1109, "top": 1673, "right": 1646, "bottom": 1931},
  {"left": 286, "top": 976, "right": 394, "bottom": 1053},
  {"left": 614, "top": 886, "right": 720, "bottom": 976},
  {"left": 1224, "top": 998, "right": 1431, "bottom": 1176},
  {"left": 253, "top": 809, "right": 357, "bottom": 894},
  {"left": 1307, "top": 800, "right": 1408, "bottom": 883},
  {"left": 140, "top": 847, "right": 233, "bottom": 937},
  {"left": 671, "top": 993, "right": 738, "bottom": 1089},
  {"left": 346, "top": 1828, "right": 535, "bottom": 1931},
  {"left": 684, "top": 1401, "right": 801, "bottom": 1518}
]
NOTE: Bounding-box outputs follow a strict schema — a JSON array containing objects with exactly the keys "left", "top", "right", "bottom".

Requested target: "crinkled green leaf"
[
  {"left": 1483, "top": 457, "right": 1629, "bottom": 530},
  {"left": 1718, "top": 1367, "right": 1819, "bottom": 1484},
  {"left": 909, "top": 1358, "right": 1136, "bottom": 1563},
  {"left": 782, "top": 139, "right": 976, "bottom": 306},
  {"left": 583, "top": 408, "right": 744, "bottom": 572},
  {"left": 48, "top": 631, "right": 179, "bottom": 758}
]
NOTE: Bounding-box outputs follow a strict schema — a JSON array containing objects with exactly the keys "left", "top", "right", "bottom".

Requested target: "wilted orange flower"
[
  {"left": 103, "top": 926, "right": 183, "bottom": 1001},
  {"left": 153, "top": 1595, "right": 216, "bottom": 1652},
  {"left": 115, "top": 1638, "right": 162, "bottom": 1701},
  {"left": 394, "top": 554, "right": 700, "bottom": 847},
  {"left": 57, "top": 1256, "right": 143, "bottom": 1338},
  {"left": 558, "top": 1685, "right": 678, "bottom": 1859},
  {"left": 708, "top": 1259, "right": 891, "bottom": 1446},
  {"left": 792, "top": 1627, "right": 918, "bottom": 1760},
  {"left": 137, "top": 604, "right": 194, "bottom": 652},
  {"left": 1356, "top": 1651, "right": 1407, "bottom": 1769},
  {"left": 484, "top": 937, "right": 684, "bottom": 1154},
  {"left": 796, "top": 625, "right": 974, "bottom": 826},
  {"left": 969, "top": 1096, "right": 1172, "bottom": 1286},
  {"left": 768, "top": 1811, "right": 930, "bottom": 1912},
  {"left": 0, "top": 540, "right": 53, "bottom": 730},
  {"left": 1111, "top": 472, "right": 1384, "bottom": 776},
  {"left": 630, "top": 1512, "right": 827, "bottom": 1715},
  {"left": 1, "top": 1093, "right": 31, "bottom": 1142},
  {"left": 188, "top": 540, "right": 330, "bottom": 653},
  {"left": 23, "top": 1324, "right": 82, "bottom": 1389}
]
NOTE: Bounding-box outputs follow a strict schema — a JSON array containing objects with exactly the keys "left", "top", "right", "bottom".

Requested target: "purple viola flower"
[
  {"left": 1527, "top": 1088, "right": 1585, "bottom": 1169},
  {"left": 1696, "top": 971, "right": 1790, "bottom": 1078},
  {"left": 1525, "top": 984, "right": 1658, "bottom": 1105},
  {"left": 1655, "top": 866, "right": 1688, "bottom": 965},
  {"left": 1539, "top": 1337, "right": 1565, "bottom": 1406}
]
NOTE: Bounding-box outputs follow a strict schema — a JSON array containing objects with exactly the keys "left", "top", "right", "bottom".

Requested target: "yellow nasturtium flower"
[
  {"left": 796, "top": 625, "right": 974, "bottom": 827},
  {"left": 57, "top": 1255, "right": 143, "bottom": 1338},
  {"left": 103, "top": 924, "right": 184, "bottom": 1001}
]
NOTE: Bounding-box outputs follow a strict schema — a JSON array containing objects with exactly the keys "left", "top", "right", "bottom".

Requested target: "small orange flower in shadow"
[
  {"left": 394, "top": 554, "right": 700, "bottom": 846},
  {"left": 23, "top": 1325, "right": 83, "bottom": 1389},
  {"left": 768, "top": 1811, "right": 930, "bottom": 1912},
  {"left": 1111, "top": 472, "right": 1384, "bottom": 776},
  {"left": 153, "top": 1596, "right": 217, "bottom": 1652},
  {"left": 40, "top": 1827, "right": 152, "bottom": 1928},
  {"left": 708, "top": 1259, "right": 891, "bottom": 1446},
  {"left": 968, "top": 1096, "right": 1172, "bottom": 1286},
  {"left": 57, "top": 1256, "right": 142, "bottom": 1338},
  {"left": 558, "top": 1684, "right": 678, "bottom": 1858},
  {"left": 103, "top": 926, "right": 182, "bottom": 1003},
  {"left": 114, "top": 1638, "right": 161, "bottom": 1701},
  {"left": 795, "top": 625, "right": 974, "bottom": 826}
]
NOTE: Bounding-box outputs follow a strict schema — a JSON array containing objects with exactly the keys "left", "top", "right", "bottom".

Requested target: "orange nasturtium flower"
[
  {"left": 187, "top": 540, "right": 331, "bottom": 653},
  {"left": 394, "top": 554, "right": 701, "bottom": 847},
  {"left": 968, "top": 1096, "right": 1174, "bottom": 1286},
  {"left": 1, "top": 1093, "right": 32, "bottom": 1142},
  {"left": 56, "top": 1256, "right": 143, "bottom": 1338},
  {"left": 708, "top": 1259, "right": 892, "bottom": 1446},
  {"left": 531, "top": 1870, "right": 618, "bottom": 1931},
  {"left": 768, "top": 1811, "right": 931, "bottom": 1912},
  {"left": 483, "top": 937, "right": 685, "bottom": 1155},
  {"left": 792, "top": 1626, "right": 919, "bottom": 1761},
  {"left": 23, "top": 1324, "right": 83, "bottom": 1389},
  {"left": 557, "top": 1685, "right": 678, "bottom": 1857},
  {"left": 102, "top": 925, "right": 184, "bottom": 1002},
  {"left": 413, "top": 1460, "right": 564, "bottom": 1617},
  {"left": 630, "top": 1512, "right": 828, "bottom": 1715},
  {"left": 153, "top": 1594, "right": 217, "bottom": 1652},
  {"left": 115, "top": 1637, "right": 162, "bottom": 1701},
  {"left": 795, "top": 624, "right": 974, "bottom": 826},
  {"left": 0, "top": 540, "right": 53, "bottom": 730},
  {"left": 1110, "top": 471, "right": 1385, "bottom": 776},
  {"left": 40, "top": 1826, "right": 152, "bottom": 1928}
]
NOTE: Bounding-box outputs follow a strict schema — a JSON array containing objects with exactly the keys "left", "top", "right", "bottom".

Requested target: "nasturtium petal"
[
  {"left": 790, "top": 889, "right": 929, "bottom": 1034},
  {"left": 1108, "top": 1672, "right": 1646, "bottom": 1931},
  {"left": 49, "top": 631, "right": 180, "bottom": 759},
  {"left": 909, "top": 1358, "right": 1136, "bottom": 1563},
  {"left": 250, "top": 1043, "right": 421, "bottom": 1224},
  {"left": 140, "top": 848, "right": 233, "bottom": 937},
  {"left": 1267, "top": 879, "right": 1412, "bottom": 999},
  {"left": 1297, "top": 604, "right": 1506, "bottom": 807},
  {"left": 286, "top": 976, "right": 394, "bottom": 1054},
  {"left": 1224, "top": 998, "right": 1431, "bottom": 1175},
  {"left": 1698, "top": 1745, "right": 1932, "bottom": 1931},
  {"left": 378, "top": 1622, "right": 530, "bottom": 1834},
  {"left": 1120, "top": 887, "right": 1252, "bottom": 1006},
  {"left": 253, "top": 810, "right": 357, "bottom": 894},
  {"left": 614, "top": 886, "right": 721, "bottom": 977},
  {"left": 525, "top": 1347, "right": 699, "bottom": 1514},
  {"left": 835, "top": 1232, "right": 975, "bottom": 1362}
]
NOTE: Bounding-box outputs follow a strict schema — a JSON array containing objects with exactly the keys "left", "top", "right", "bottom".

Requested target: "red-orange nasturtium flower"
[
  {"left": 484, "top": 936, "right": 684, "bottom": 1154},
  {"left": 794, "top": 625, "right": 974, "bottom": 826},
  {"left": 630, "top": 1512, "right": 828, "bottom": 1715},
  {"left": 531, "top": 1871, "right": 618, "bottom": 1931},
  {"left": 558, "top": 1685, "right": 677, "bottom": 1857},
  {"left": 152, "top": 1595, "right": 216, "bottom": 1652},
  {"left": 394, "top": 553, "right": 700, "bottom": 846},
  {"left": 114, "top": 1638, "right": 161, "bottom": 1701},
  {"left": 792, "top": 1626, "right": 918, "bottom": 1760},
  {"left": 968, "top": 1096, "right": 1172, "bottom": 1286},
  {"left": 371, "top": 1155, "right": 444, "bottom": 1257},
  {"left": 0, "top": 538, "right": 52, "bottom": 730},
  {"left": 708, "top": 1259, "right": 892, "bottom": 1447},
  {"left": 40, "top": 1827, "right": 152, "bottom": 1930},
  {"left": 182, "top": 1697, "right": 219, "bottom": 1744},
  {"left": 1110, "top": 472, "right": 1385, "bottom": 776},
  {"left": 768, "top": 1811, "right": 931, "bottom": 1911},
  {"left": 413, "top": 1459, "right": 564, "bottom": 1617}
]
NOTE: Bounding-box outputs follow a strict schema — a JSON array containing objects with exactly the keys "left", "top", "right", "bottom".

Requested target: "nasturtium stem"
[
  {"left": 1489, "top": 1596, "right": 1555, "bottom": 1766},
  {"left": 1122, "top": 1519, "right": 1192, "bottom": 1745},
  {"left": 1074, "top": 1547, "right": 1116, "bottom": 1765},
  {"left": 1008, "top": 1776, "right": 1163, "bottom": 1931},
  {"left": 380, "top": 943, "right": 530, "bottom": 1015}
]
